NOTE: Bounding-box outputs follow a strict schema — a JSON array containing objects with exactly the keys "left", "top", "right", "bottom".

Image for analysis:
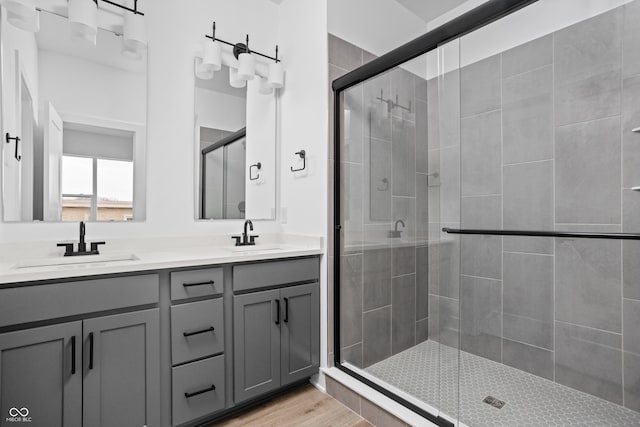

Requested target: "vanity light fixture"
[
  {"left": 2, "top": 0, "right": 40, "bottom": 32},
  {"left": 69, "top": 0, "right": 98, "bottom": 45},
  {"left": 201, "top": 21, "right": 284, "bottom": 91}
]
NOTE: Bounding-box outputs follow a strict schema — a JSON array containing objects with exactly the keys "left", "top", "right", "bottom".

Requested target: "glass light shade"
[
  {"left": 195, "top": 57, "right": 214, "bottom": 80},
  {"left": 122, "top": 45, "right": 142, "bottom": 60},
  {"left": 123, "top": 12, "right": 146, "bottom": 54},
  {"left": 4, "top": 0, "right": 39, "bottom": 32},
  {"left": 267, "top": 61, "right": 284, "bottom": 89},
  {"left": 202, "top": 40, "right": 222, "bottom": 71},
  {"left": 229, "top": 67, "right": 246, "bottom": 88},
  {"left": 69, "top": 0, "right": 98, "bottom": 45},
  {"left": 237, "top": 52, "right": 255, "bottom": 81},
  {"left": 257, "top": 76, "right": 273, "bottom": 95}
]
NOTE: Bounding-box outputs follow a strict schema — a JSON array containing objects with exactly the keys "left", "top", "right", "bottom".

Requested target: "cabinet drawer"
[
  {"left": 170, "top": 268, "right": 223, "bottom": 301},
  {"left": 233, "top": 257, "right": 319, "bottom": 292},
  {"left": 0, "top": 274, "right": 159, "bottom": 328},
  {"left": 171, "top": 298, "right": 224, "bottom": 365},
  {"left": 172, "top": 355, "right": 225, "bottom": 426}
]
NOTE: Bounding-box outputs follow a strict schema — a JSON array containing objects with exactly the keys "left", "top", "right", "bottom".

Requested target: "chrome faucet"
[
  {"left": 57, "top": 221, "right": 106, "bottom": 256},
  {"left": 389, "top": 219, "right": 405, "bottom": 238},
  {"left": 232, "top": 219, "right": 260, "bottom": 246}
]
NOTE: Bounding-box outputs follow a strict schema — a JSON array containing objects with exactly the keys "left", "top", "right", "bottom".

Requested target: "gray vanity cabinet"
[
  {"left": 83, "top": 309, "right": 160, "bottom": 427},
  {"left": 0, "top": 322, "right": 82, "bottom": 427},
  {"left": 280, "top": 283, "right": 320, "bottom": 386},
  {"left": 233, "top": 289, "right": 282, "bottom": 403},
  {"left": 233, "top": 280, "right": 319, "bottom": 404}
]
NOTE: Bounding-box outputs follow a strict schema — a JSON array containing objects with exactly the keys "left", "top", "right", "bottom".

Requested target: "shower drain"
[{"left": 483, "top": 396, "right": 506, "bottom": 409}]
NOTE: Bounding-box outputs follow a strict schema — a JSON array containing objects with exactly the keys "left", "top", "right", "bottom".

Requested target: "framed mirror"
[
  {"left": 195, "top": 62, "right": 277, "bottom": 221},
  {"left": 1, "top": 5, "right": 147, "bottom": 222}
]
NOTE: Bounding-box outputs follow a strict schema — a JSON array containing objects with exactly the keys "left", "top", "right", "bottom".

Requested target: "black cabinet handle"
[
  {"left": 275, "top": 299, "right": 280, "bottom": 325},
  {"left": 88, "top": 332, "right": 94, "bottom": 370},
  {"left": 71, "top": 336, "right": 76, "bottom": 375},
  {"left": 182, "top": 280, "right": 215, "bottom": 288},
  {"left": 284, "top": 297, "right": 289, "bottom": 323},
  {"left": 184, "top": 384, "right": 216, "bottom": 398},
  {"left": 183, "top": 326, "right": 215, "bottom": 337}
]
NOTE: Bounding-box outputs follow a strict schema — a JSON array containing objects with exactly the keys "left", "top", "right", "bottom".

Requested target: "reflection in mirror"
[
  {"left": 195, "top": 61, "right": 276, "bottom": 221},
  {"left": 1, "top": 7, "right": 147, "bottom": 222},
  {"left": 201, "top": 128, "right": 246, "bottom": 220}
]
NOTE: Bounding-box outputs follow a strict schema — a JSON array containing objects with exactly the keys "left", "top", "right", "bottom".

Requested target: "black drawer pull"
[
  {"left": 284, "top": 297, "right": 289, "bottom": 323},
  {"left": 184, "top": 384, "right": 216, "bottom": 398},
  {"left": 183, "top": 280, "right": 215, "bottom": 288},
  {"left": 275, "top": 299, "right": 280, "bottom": 325},
  {"left": 71, "top": 336, "right": 76, "bottom": 375},
  {"left": 88, "top": 332, "right": 94, "bottom": 370},
  {"left": 183, "top": 326, "right": 215, "bottom": 337}
]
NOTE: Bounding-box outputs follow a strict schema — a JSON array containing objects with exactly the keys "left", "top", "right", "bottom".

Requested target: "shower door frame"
[{"left": 331, "top": 1, "right": 540, "bottom": 426}]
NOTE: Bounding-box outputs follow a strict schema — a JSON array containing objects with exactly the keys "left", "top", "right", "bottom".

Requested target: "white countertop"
[{"left": 0, "top": 234, "right": 323, "bottom": 285}]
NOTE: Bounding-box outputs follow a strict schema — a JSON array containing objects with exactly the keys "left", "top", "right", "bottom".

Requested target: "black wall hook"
[
  {"left": 291, "top": 150, "right": 306, "bottom": 172},
  {"left": 5, "top": 133, "right": 21, "bottom": 161},
  {"left": 249, "top": 162, "right": 262, "bottom": 181}
]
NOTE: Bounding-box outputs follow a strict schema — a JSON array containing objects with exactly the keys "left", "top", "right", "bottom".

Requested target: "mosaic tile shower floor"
[{"left": 365, "top": 340, "right": 640, "bottom": 426}]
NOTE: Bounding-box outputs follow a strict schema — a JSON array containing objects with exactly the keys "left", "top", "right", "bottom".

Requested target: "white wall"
[
  {"left": 0, "top": 0, "right": 288, "bottom": 242},
  {"left": 277, "top": 0, "right": 329, "bottom": 374}
]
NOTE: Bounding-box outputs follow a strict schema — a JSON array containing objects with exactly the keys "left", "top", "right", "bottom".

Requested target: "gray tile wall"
[
  {"left": 426, "top": 3, "right": 640, "bottom": 412},
  {"left": 328, "top": 34, "right": 431, "bottom": 370}
]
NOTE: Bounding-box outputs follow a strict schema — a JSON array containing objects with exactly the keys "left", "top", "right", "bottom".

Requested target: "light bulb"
[
  {"left": 69, "top": 0, "right": 98, "bottom": 45},
  {"left": 203, "top": 40, "right": 222, "bottom": 71},
  {"left": 4, "top": 0, "right": 39, "bottom": 32},
  {"left": 123, "top": 12, "right": 146, "bottom": 58},
  {"left": 267, "top": 61, "right": 284, "bottom": 89},
  {"left": 237, "top": 52, "right": 255, "bottom": 81},
  {"left": 229, "top": 68, "right": 246, "bottom": 88}
]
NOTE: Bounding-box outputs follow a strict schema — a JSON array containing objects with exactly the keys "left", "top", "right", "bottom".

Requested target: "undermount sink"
[
  {"left": 14, "top": 253, "right": 140, "bottom": 269},
  {"left": 227, "top": 245, "right": 283, "bottom": 253}
]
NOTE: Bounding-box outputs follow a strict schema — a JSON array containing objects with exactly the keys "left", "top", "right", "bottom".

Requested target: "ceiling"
[{"left": 393, "top": 0, "right": 469, "bottom": 23}]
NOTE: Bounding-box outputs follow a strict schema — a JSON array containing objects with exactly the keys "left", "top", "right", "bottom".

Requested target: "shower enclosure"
[{"left": 332, "top": 0, "right": 640, "bottom": 425}]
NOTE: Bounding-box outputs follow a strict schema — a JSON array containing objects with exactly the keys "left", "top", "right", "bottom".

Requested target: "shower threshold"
[{"left": 359, "top": 340, "right": 640, "bottom": 427}]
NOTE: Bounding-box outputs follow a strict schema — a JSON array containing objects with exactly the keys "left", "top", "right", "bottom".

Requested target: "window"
[{"left": 61, "top": 155, "right": 133, "bottom": 222}]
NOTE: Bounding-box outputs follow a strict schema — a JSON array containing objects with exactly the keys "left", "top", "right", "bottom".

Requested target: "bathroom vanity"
[{"left": 0, "top": 240, "right": 321, "bottom": 427}]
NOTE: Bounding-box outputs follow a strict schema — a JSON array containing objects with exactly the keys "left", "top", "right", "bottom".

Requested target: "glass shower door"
[{"left": 335, "top": 43, "right": 462, "bottom": 424}]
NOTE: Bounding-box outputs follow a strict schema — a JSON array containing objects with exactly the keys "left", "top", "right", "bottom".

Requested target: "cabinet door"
[
  {"left": 280, "top": 283, "right": 319, "bottom": 386},
  {"left": 82, "top": 309, "right": 160, "bottom": 427},
  {"left": 0, "top": 322, "right": 82, "bottom": 427},
  {"left": 233, "top": 289, "right": 281, "bottom": 403}
]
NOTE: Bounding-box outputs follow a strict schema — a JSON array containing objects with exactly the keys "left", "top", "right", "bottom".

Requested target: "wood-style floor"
[{"left": 211, "top": 385, "right": 373, "bottom": 427}]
